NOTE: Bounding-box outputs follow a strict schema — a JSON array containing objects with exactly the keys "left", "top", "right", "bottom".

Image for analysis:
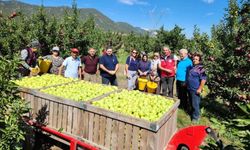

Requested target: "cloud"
[
  {"left": 206, "top": 12, "right": 214, "bottom": 16},
  {"left": 202, "top": 0, "right": 215, "bottom": 4},
  {"left": 141, "top": 27, "right": 150, "bottom": 31},
  {"left": 118, "top": 0, "right": 148, "bottom": 5}
]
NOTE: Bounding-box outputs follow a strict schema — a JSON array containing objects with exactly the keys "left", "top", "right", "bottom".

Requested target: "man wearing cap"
[
  {"left": 42, "top": 46, "right": 64, "bottom": 74},
  {"left": 59, "top": 48, "right": 82, "bottom": 79},
  {"left": 99, "top": 47, "right": 119, "bottom": 86},
  {"left": 81, "top": 48, "right": 99, "bottom": 83},
  {"left": 158, "top": 46, "right": 176, "bottom": 97},
  {"left": 19, "top": 40, "right": 40, "bottom": 77}
]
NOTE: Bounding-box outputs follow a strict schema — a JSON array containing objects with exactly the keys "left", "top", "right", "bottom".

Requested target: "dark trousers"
[
  {"left": 161, "top": 76, "right": 175, "bottom": 97},
  {"left": 176, "top": 80, "right": 189, "bottom": 110},
  {"left": 102, "top": 76, "right": 118, "bottom": 86},
  {"left": 189, "top": 90, "right": 201, "bottom": 121}
]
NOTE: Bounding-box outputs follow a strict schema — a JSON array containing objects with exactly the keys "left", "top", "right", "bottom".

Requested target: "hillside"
[{"left": 0, "top": 0, "right": 146, "bottom": 34}]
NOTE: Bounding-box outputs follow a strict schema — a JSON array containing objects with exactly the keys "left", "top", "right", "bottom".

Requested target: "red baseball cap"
[{"left": 71, "top": 48, "right": 79, "bottom": 53}]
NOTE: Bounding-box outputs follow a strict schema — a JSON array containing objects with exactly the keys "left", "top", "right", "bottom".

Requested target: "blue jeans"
[
  {"left": 127, "top": 70, "right": 138, "bottom": 90},
  {"left": 189, "top": 90, "right": 201, "bottom": 121},
  {"left": 102, "top": 76, "right": 118, "bottom": 86}
]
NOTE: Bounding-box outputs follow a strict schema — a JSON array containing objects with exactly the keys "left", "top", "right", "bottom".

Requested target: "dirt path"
[{"left": 93, "top": 64, "right": 127, "bottom": 89}]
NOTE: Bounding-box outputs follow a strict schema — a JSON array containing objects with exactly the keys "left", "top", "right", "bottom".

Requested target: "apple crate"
[
  {"left": 19, "top": 81, "right": 118, "bottom": 120},
  {"left": 21, "top": 88, "right": 179, "bottom": 150},
  {"left": 85, "top": 91, "right": 180, "bottom": 150},
  {"left": 18, "top": 80, "right": 79, "bottom": 111}
]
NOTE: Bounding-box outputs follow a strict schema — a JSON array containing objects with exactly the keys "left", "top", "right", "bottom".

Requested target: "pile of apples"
[
  {"left": 92, "top": 90, "right": 174, "bottom": 122},
  {"left": 14, "top": 74, "right": 76, "bottom": 89},
  {"left": 41, "top": 81, "right": 118, "bottom": 102}
]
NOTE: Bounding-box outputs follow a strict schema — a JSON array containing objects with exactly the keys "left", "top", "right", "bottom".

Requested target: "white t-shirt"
[
  {"left": 63, "top": 56, "right": 82, "bottom": 78},
  {"left": 173, "top": 54, "right": 179, "bottom": 61},
  {"left": 151, "top": 59, "right": 160, "bottom": 70}
]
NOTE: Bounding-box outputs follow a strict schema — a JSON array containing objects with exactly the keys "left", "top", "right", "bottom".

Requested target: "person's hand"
[
  {"left": 108, "top": 70, "right": 116, "bottom": 75},
  {"left": 165, "top": 69, "right": 172, "bottom": 73},
  {"left": 197, "top": 88, "right": 202, "bottom": 95},
  {"left": 38, "top": 56, "right": 43, "bottom": 60},
  {"left": 149, "top": 76, "right": 153, "bottom": 81},
  {"left": 126, "top": 74, "right": 131, "bottom": 79},
  {"left": 29, "top": 67, "right": 40, "bottom": 76},
  {"left": 36, "top": 66, "right": 40, "bottom": 73},
  {"left": 82, "top": 70, "right": 85, "bottom": 75}
]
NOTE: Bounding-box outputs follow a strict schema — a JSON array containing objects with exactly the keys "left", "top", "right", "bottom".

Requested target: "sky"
[{"left": 19, "top": 0, "right": 229, "bottom": 38}]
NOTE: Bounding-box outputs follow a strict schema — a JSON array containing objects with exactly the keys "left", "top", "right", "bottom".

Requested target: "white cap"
[{"left": 52, "top": 46, "right": 60, "bottom": 51}]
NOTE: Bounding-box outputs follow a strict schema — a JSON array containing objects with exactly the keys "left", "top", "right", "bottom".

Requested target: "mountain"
[{"left": 0, "top": 0, "right": 146, "bottom": 34}]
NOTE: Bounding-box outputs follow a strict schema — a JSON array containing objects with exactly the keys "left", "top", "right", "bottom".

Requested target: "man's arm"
[
  {"left": 95, "top": 57, "right": 100, "bottom": 74},
  {"left": 108, "top": 64, "right": 119, "bottom": 76},
  {"left": 78, "top": 67, "right": 82, "bottom": 80},
  {"left": 100, "top": 64, "right": 111, "bottom": 74},
  {"left": 81, "top": 56, "right": 86, "bottom": 75},
  {"left": 158, "top": 62, "right": 172, "bottom": 73}
]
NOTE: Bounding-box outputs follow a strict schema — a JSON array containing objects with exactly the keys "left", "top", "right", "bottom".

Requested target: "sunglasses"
[
  {"left": 154, "top": 55, "right": 159, "bottom": 57},
  {"left": 132, "top": 51, "right": 137, "bottom": 54}
]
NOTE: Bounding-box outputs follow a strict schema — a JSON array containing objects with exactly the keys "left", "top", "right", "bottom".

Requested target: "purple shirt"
[
  {"left": 187, "top": 64, "right": 207, "bottom": 91},
  {"left": 138, "top": 60, "right": 151, "bottom": 73}
]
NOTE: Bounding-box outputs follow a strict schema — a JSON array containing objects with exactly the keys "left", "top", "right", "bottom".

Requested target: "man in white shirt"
[{"left": 59, "top": 48, "right": 82, "bottom": 79}]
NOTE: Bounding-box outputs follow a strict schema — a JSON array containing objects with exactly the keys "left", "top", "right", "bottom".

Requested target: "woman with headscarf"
[{"left": 138, "top": 54, "right": 151, "bottom": 78}]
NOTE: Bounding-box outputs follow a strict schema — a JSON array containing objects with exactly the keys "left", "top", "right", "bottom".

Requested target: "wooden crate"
[{"left": 20, "top": 88, "right": 179, "bottom": 150}]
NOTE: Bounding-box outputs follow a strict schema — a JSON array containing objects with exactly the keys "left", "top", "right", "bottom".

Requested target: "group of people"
[
  {"left": 19, "top": 40, "right": 206, "bottom": 122},
  {"left": 19, "top": 40, "right": 119, "bottom": 86},
  {"left": 124, "top": 46, "right": 207, "bottom": 122}
]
